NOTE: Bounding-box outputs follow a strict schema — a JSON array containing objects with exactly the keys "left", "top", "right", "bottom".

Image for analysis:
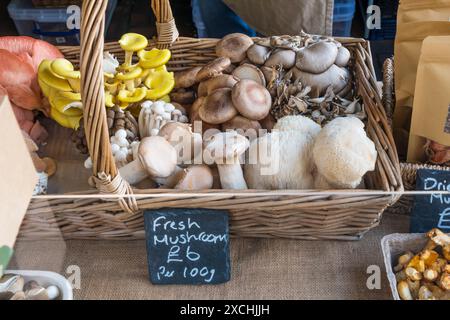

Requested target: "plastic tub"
[
  {"left": 5, "top": 270, "right": 73, "bottom": 300},
  {"left": 7, "top": 0, "right": 117, "bottom": 45},
  {"left": 333, "top": 0, "right": 356, "bottom": 37}
]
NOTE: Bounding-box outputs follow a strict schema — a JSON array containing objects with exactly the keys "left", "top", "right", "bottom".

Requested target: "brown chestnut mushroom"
[
  {"left": 196, "top": 57, "right": 231, "bottom": 82},
  {"left": 204, "top": 74, "right": 239, "bottom": 96},
  {"left": 247, "top": 44, "right": 270, "bottom": 65},
  {"left": 216, "top": 33, "right": 254, "bottom": 63},
  {"left": 197, "top": 81, "right": 208, "bottom": 97},
  {"left": 222, "top": 115, "right": 261, "bottom": 141},
  {"left": 190, "top": 97, "right": 221, "bottom": 134},
  {"left": 264, "top": 49, "right": 296, "bottom": 69},
  {"left": 259, "top": 113, "right": 276, "bottom": 131},
  {"left": 199, "top": 88, "right": 237, "bottom": 125},
  {"left": 170, "top": 89, "right": 196, "bottom": 105},
  {"left": 231, "top": 79, "right": 272, "bottom": 121},
  {"left": 174, "top": 67, "right": 202, "bottom": 88},
  {"left": 232, "top": 64, "right": 266, "bottom": 86}
]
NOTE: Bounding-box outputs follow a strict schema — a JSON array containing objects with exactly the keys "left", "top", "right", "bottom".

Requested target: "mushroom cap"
[
  {"left": 204, "top": 74, "right": 239, "bottom": 95},
  {"left": 116, "top": 66, "right": 143, "bottom": 81},
  {"left": 138, "top": 48, "right": 171, "bottom": 69},
  {"left": 138, "top": 136, "right": 177, "bottom": 178},
  {"left": 232, "top": 64, "right": 266, "bottom": 86},
  {"left": 204, "top": 131, "right": 250, "bottom": 162},
  {"left": 159, "top": 122, "right": 198, "bottom": 164},
  {"left": 196, "top": 57, "right": 231, "bottom": 82},
  {"left": 199, "top": 88, "right": 237, "bottom": 124},
  {"left": 264, "top": 49, "right": 296, "bottom": 69},
  {"left": 117, "top": 87, "right": 148, "bottom": 103},
  {"left": 174, "top": 66, "right": 202, "bottom": 89},
  {"left": 216, "top": 33, "right": 254, "bottom": 63},
  {"left": 50, "top": 58, "right": 80, "bottom": 79},
  {"left": 174, "top": 165, "right": 214, "bottom": 190},
  {"left": 119, "top": 33, "right": 148, "bottom": 52},
  {"left": 231, "top": 79, "right": 272, "bottom": 121},
  {"left": 222, "top": 115, "right": 262, "bottom": 135},
  {"left": 247, "top": 44, "right": 270, "bottom": 65},
  {"left": 38, "top": 60, "right": 72, "bottom": 92}
]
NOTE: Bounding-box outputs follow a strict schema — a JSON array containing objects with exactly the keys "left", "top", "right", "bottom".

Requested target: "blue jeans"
[{"left": 192, "top": 0, "right": 256, "bottom": 38}]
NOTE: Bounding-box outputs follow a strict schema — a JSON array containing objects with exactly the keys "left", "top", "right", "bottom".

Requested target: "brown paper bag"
[
  {"left": 0, "top": 96, "right": 37, "bottom": 273},
  {"left": 398, "top": 0, "right": 450, "bottom": 24},
  {"left": 393, "top": 21, "right": 450, "bottom": 157},
  {"left": 407, "top": 36, "right": 450, "bottom": 163}
]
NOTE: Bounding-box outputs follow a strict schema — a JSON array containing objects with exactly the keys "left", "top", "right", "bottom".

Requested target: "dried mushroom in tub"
[
  {"left": 0, "top": 274, "right": 60, "bottom": 300},
  {"left": 395, "top": 229, "right": 450, "bottom": 300}
]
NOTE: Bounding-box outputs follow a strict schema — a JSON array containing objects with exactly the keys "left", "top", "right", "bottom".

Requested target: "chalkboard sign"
[
  {"left": 411, "top": 169, "right": 450, "bottom": 233},
  {"left": 144, "top": 208, "right": 230, "bottom": 285}
]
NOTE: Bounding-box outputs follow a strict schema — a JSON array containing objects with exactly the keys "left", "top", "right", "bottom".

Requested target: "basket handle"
[
  {"left": 151, "top": 0, "right": 179, "bottom": 48},
  {"left": 80, "top": 0, "right": 137, "bottom": 214}
]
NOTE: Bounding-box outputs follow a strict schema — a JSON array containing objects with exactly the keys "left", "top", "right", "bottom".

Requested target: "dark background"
[{"left": 0, "top": 0, "right": 396, "bottom": 78}]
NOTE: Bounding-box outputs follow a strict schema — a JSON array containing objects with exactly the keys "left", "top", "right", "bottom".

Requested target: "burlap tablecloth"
[{"left": 10, "top": 214, "right": 409, "bottom": 300}]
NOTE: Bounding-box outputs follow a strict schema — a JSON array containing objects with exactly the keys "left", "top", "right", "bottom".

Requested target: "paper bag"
[
  {"left": 0, "top": 96, "right": 38, "bottom": 274},
  {"left": 408, "top": 36, "right": 450, "bottom": 162},
  {"left": 397, "top": 0, "right": 450, "bottom": 24},
  {"left": 393, "top": 21, "right": 450, "bottom": 157}
]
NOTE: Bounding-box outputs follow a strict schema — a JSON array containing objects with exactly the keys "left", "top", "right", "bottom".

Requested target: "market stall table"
[{"left": 9, "top": 213, "right": 408, "bottom": 300}]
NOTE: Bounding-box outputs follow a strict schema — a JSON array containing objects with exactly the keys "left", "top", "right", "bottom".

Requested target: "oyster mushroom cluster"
[
  {"left": 0, "top": 274, "right": 60, "bottom": 300},
  {"left": 395, "top": 229, "right": 450, "bottom": 300}
]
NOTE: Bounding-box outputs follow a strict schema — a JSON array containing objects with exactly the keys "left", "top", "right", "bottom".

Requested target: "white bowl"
[{"left": 5, "top": 270, "right": 73, "bottom": 300}]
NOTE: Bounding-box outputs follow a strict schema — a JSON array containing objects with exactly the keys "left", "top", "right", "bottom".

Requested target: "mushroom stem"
[
  {"left": 119, "top": 158, "right": 148, "bottom": 185},
  {"left": 217, "top": 160, "right": 248, "bottom": 190},
  {"left": 124, "top": 51, "right": 133, "bottom": 67}
]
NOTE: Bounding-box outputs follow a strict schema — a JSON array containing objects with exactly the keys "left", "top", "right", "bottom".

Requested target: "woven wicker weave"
[{"left": 20, "top": 0, "right": 402, "bottom": 240}]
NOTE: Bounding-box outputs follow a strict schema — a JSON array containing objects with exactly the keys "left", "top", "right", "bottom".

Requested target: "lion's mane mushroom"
[
  {"left": 203, "top": 131, "right": 249, "bottom": 189},
  {"left": 174, "top": 66, "right": 202, "bottom": 89},
  {"left": 199, "top": 88, "right": 237, "bottom": 124},
  {"left": 296, "top": 40, "right": 339, "bottom": 74},
  {"left": 119, "top": 136, "right": 177, "bottom": 185},
  {"left": 264, "top": 49, "right": 296, "bottom": 70},
  {"left": 232, "top": 64, "right": 266, "bottom": 86},
  {"left": 244, "top": 116, "right": 321, "bottom": 190},
  {"left": 232, "top": 79, "right": 272, "bottom": 121},
  {"left": 247, "top": 44, "right": 271, "bottom": 65},
  {"left": 292, "top": 65, "right": 350, "bottom": 97},
  {"left": 312, "top": 117, "right": 377, "bottom": 189},
  {"left": 216, "top": 33, "right": 254, "bottom": 63},
  {"left": 196, "top": 57, "right": 231, "bottom": 83}
]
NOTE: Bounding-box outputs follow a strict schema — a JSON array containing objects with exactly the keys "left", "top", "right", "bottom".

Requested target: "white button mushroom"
[
  {"left": 203, "top": 131, "right": 249, "bottom": 190},
  {"left": 119, "top": 136, "right": 178, "bottom": 185}
]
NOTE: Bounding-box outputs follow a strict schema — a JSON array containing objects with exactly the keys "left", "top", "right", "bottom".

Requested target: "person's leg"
[{"left": 194, "top": 0, "right": 256, "bottom": 38}]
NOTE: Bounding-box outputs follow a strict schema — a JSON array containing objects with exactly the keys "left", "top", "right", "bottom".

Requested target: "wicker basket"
[
  {"left": 382, "top": 58, "right": 449, "bottom": 215},
  {"left": 19, "top": 0, "right": 402, "bottom": 241}
]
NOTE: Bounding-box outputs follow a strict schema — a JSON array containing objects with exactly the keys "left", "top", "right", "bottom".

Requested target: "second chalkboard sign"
[
  {"left": 144, "top": 208, "right": 230, "bottom": 285},
  {"left": 411, "top": 169, "right": 450, "bottom": 233}
]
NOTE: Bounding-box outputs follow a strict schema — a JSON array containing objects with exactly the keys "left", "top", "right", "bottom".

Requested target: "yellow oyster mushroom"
[
  {"left": 105, "top": 91, "right": 115, "bottom": 107},
  {"left": 138, "top": 48, "right": 171, "bottom": 69},
  {"left": 48, "top": 90, "right": 83, "bottom": 115},
  {"left": 117, "top": 87, "right": 148, "bottom": 104},
  {"left": 116, "top": 66, "right": 143, "bottom": 91},
  {"left": 59, "top": 91, "right": 81, "bottom": 101},
  {"left": 50, "top": 58, "right": 81, "bottom": 92},
  {"left": 38, "top": 60, "right": 72, "bottom": 93},
  {"left": 50, "top": 107, "right": 82, "bottom": 130},
  {"left": 160, "top": 95, "right": 171, "bottom": 103},
  {"left": 144, "top": 66, "right": 175, "bottom": 100},
  {"left": 118, "top": 33, "right": 149, "bottom": 67}
]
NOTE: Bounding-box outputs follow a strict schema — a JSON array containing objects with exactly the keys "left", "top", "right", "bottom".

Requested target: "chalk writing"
[{"left": 144, "top": 208, "right": 230, "bottom": 285}]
